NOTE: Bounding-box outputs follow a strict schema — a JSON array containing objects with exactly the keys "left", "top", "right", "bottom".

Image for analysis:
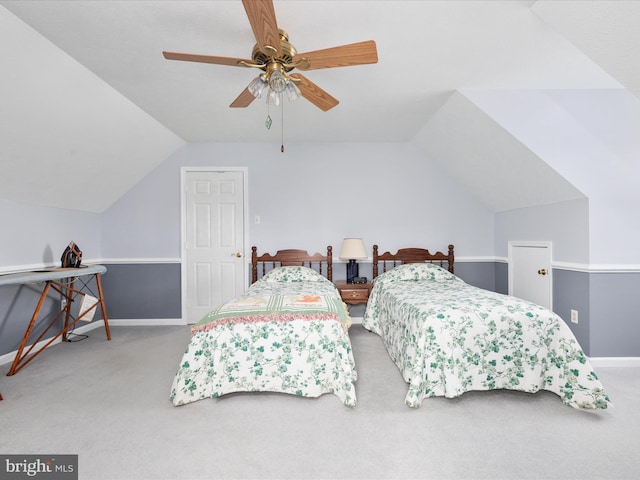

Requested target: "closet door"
[
  {"left": 183, "top": 169, "right": 246, "bottom": 323},
  {"left": 508, "top": 241, "right": 552, "bottom": 310}
]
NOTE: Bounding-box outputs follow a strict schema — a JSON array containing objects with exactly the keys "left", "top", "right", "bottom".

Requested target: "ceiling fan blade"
[
  {"left": 290, "top": 73, "right": 339, "bottom": 112},
  {"left": 242, "top": 0, "right": 281, "bottom": 57},
  {"left": 293, "top": 40, "right": 378, "bottom": 70},
  {"left": 230, "top": 87, "right": 256, "bottom": 108},
  {"left": 163, "top": 51, "right": 254, "bottom": 67}
]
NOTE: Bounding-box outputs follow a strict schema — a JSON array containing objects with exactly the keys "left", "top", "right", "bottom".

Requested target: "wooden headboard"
[
  {"left": 372, "top": 244, "right": 455, "bottom": 278},
  {"left": 251, "top": 246, "right": 333, "bottom": 284}
]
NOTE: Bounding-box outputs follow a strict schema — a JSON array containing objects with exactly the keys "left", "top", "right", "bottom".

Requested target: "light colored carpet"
[{"left": 0, "top": 325, "right": 638, "bottom": 480}]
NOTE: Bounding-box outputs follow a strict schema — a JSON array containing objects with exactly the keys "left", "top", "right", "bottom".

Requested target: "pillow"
[
  {"left": 374, "top": 262, "right": 461, "bottom": 286},
  {"left": 260, "top": 266, "right": 331, "bottom": 284}
]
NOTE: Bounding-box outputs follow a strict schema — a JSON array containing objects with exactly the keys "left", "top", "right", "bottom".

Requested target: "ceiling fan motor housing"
[{"left": 252, "top": 29, "right": 297, "bottom": 72}]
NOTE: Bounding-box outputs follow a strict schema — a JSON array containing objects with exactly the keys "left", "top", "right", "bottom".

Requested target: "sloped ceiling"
[
  {"left": 412, "top": 92, "right": 586, "bottom": 212},
  {"left": 1, "top": 1, "right": 639, "bottom": 213}
]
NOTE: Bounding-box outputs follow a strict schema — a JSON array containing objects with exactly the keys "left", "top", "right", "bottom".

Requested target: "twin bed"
[
  {"left": 364, "top": 244, "right": 610, "bottom": 410},
  {"left": 171, "top": 247, "right": 357, "bottom": 407},
  {"left": 171, "top": 244, "right": 610, "bottom": 411}
]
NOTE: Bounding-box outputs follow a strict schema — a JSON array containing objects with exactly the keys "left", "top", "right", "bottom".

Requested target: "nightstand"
[{"left": 335, "top": 282, "right": 373, "bottom": 306}]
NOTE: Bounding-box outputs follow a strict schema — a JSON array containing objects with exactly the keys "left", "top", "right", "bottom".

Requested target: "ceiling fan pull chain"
[{"left": 281, "top": 95, "right": 285, "bottom": 153}]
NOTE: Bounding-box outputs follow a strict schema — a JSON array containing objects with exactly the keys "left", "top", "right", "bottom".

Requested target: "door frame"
[
  {"left": 180, "top": 166, "right": 249, "bottom": 324},
  {"left": 508, "top": 240, "right": 553, "bottom": 310}
]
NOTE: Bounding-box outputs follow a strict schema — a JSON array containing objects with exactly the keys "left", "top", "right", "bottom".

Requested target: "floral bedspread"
[
  {"left": 171, "top": 266, "right": 357, "bottom": 406},
  {"left": 362, "top": 263, "right": 611, "bottom": 410}
]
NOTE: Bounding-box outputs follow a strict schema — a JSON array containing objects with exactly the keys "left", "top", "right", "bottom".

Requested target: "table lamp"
[{"left": 339, "top": 238, "right": 368, "bottom": 284}]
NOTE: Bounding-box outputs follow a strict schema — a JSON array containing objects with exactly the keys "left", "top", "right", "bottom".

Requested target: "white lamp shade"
[{"left": 339, "top": 238, "right": 367, "bottom": 260}]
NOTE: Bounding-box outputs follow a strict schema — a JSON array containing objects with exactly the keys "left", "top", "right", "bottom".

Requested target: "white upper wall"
[
  {"left": 101, "top": 142, "right": 496, "bottom": 262},
  {"left": 495, "top": 199, "right": 590, "bottom": 265},
  {"left": 0, "top": 199, "right": 101, "bottom": 271}
]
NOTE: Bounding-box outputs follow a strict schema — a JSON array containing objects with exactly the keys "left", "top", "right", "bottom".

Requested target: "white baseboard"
[
  {"left": 589, "top": 357, "right": 640, "bottom": 368},
  {"left": 107, "top": 318, "right": 185, "bottom": 327}
]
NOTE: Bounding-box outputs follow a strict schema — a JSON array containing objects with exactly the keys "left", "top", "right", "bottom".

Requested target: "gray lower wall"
[
  {"left": 495, "top": 262, "right": 508, "bottom": 295},
  {"left": 553, "top": 269, "right": 590, "bottom": 354},
  {"left": 100, "top": 263, "right": 182, "bottom": 320},
  {"left": 590, "top": 272, "right": 640, "bottom": 357},
  {"left": 454, "top": 262, "right": 496, "bottom": 292},
  {"left": 2, "top": 261, "right": 639, "bottom": 359}
]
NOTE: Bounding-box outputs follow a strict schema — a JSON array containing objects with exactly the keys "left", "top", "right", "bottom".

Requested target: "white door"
[
  {"left": 182, "top": 169, "right": 247, "bottom": 323},
  {"left": 508, "top": 242, "right": 552, "bottom": 310}
]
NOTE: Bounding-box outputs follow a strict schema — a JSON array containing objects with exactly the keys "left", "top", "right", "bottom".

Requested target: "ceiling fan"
[{"left": 162, "top": 0, "right": 378, "bottom": 112}]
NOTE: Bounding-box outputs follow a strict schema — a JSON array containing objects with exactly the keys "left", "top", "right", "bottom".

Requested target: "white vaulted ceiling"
[{"left": 1, "top": 1, "right": 639, "bottom": 212}]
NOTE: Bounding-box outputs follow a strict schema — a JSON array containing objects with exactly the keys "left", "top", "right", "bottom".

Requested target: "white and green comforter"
[
  {"left": 362, "top": 263, "right": 611, "bottom": 410},
  {"left": 171, "top": 266, "right": 357, "bottom": 406}
]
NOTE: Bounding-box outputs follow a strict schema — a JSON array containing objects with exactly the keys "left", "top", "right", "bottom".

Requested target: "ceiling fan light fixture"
[
  {"left": 268, "top": 69, "right": 287, "bottom": 93},
  {"left": 267, "top": 88, "right": 281, "bottom": 106},
  {"left": 285, "top": 81, "right": 301, "bottom": 102},
  {"left": 163, "top": 0, "right": 379, "bottom": 116},
  {"left": 248, "top": 74, "right": 267, "bottom": 98}
]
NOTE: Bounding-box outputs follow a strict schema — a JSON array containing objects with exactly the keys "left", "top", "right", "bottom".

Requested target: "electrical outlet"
[
  {"left": 571, "top": 309, "right": 578, "bottom": 324},
  {"left": 61, "top": 298, "right": 67, "bottom": 310},
  {"left": 254, "top": 215, "right": 261, "bottom": 225}
]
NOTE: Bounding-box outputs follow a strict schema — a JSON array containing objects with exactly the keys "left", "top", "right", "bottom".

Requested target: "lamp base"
[{"left": 346, "top": 260, "right": 359, "bottom": 284}]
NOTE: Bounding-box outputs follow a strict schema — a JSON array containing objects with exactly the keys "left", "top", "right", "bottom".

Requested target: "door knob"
[
  {"left": 231, "top": 252, "right": 242, "bottom": 258},
  {"left": 537, "top": 269, "right": 547, "bottom": 275}
]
